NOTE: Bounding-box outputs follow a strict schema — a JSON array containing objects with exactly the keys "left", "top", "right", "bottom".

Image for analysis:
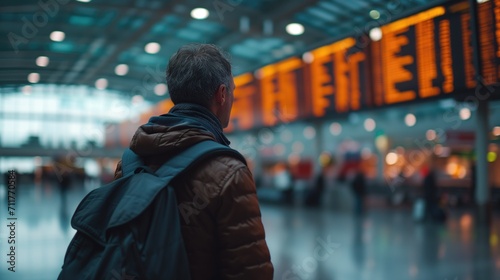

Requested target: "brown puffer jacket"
[{"left": 114, "top": 123, "right": 274, "bottom": 280}]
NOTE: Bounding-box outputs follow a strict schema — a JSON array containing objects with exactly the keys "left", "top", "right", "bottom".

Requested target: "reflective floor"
[{"left": 0, "top": 182, "right": 499, "bottom": 280}]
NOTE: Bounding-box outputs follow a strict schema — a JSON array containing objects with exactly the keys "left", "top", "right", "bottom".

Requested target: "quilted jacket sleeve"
[{"left": 215, "top": 165, "right": 274, "bottom": 280}]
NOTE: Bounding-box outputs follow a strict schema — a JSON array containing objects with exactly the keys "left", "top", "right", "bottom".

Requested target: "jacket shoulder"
[{"left": 192, "top": 154, "right": 250, "bottom": 186}]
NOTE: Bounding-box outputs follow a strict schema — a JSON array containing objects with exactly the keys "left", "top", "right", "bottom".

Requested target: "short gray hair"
[{"left": 166, "top": 44, "right": 232, "bottom": 107}]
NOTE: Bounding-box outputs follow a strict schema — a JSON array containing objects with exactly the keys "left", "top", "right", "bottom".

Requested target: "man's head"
[{"left": 166, "top": 44, "right": 235, "bottom": 128}]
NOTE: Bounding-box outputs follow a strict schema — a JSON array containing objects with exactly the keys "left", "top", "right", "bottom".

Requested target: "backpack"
[{"left": 58, "top": 140, "right": 245, "bottom": 280}]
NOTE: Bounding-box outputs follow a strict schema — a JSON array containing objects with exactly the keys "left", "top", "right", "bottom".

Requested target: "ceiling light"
[
  {"left": 369, "top": 27, "right": 382, "bottom": 41},
  {"left": 405, "top": 113, "right": 417, "bottom": 127},
  {"left": 145, "top": 42, "right": 161, "bottom": 54},
  {"left": 50, "top": 31, "right": 65, "bottom": 42},
  {"left": 493, "top": 126, "right": 500, "bottom": 137},
  {"left": 386, "top": 152, "right": 398, "bottom": 165},
  {"left": 286, "top": 23, "right": 304, "bottom": 36},
  {"left": 426, "top": 129, "right": 437, "bottom": 141},
  {"left": 302, "top": 52, "right": 314, "bottom": 63},
  {"left": 77, "top": 0, "right": 91, "bottom": 2},
  {"left": 259, "top": 130, "right": 274, "bottom": 145},
  {"left": 132, "top": 95, "right": 144, "bottom": 104},
  {"left": 191, "top": 8, "right": 209, "bottom": 19},
  {"left": 36, "top": 56, "right": 49, "bottom": 67},
  {"left": 115, "top": 64, "right": 129, "bottom": 76},
  {"left": 154, "top": 83, "right": 168, "bottom": 96},
  {"left": 28, "top": 73, "right": 40, "bottom": 83},
  {"left": 95, "top": 78, "right": 108, "bottom": 90},
  {"left": 459, "top": 107, "right": 471, "bottom": 120},
  {"left": 254, "top": 69, "right": 263, "bottom": 79},
  {"left": 329, "top": 122, "right": 342, "bottom": 136},
  {"left": 477, "top": 0, "right": 490, "bottom": 3},
  {"left": 303, "top": 126, "right": 316, "bottom": 139},
  {"left": 364, "top": 118, "right": 376, "bottom": 132},
  {"left": 369, "top": 10, "right": 381, "bottom": 20},
  {"left": 22, "top": 85, "right": 32, "bottom": 95}
]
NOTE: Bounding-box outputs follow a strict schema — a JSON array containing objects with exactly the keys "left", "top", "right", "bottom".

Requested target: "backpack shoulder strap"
[{"left": 154, "top": 140, "right": 246, "bottom": 178}]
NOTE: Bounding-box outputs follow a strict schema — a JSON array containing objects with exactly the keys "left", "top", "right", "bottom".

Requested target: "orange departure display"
[
  {"left": 461, "top": 13, "right": 476, "bottom": 89},
  {"left": 496, "top": 0, "right": 500, "bottom": 59},
  {"left": 309, "top": 44, "right": 335, "bottom": 117},
  {"left": 377, "top": 6, "right": 448, "bottom": 104},
  {"left": 133, "top": 0, "right": 500, "bottom": 135},
  {"left": 371, "top": 41, "right": 384, "bottom": 107},
  {"left": 497, "top": 0, "right": 500, "bottom": 80},
  {"left": 439, "top": 20, "right": 454, "bottom": 94},
  {"left": 226, "top": 1, "right": 500, "bottom": 131},
  {"left": 260, "top": 57, "right": 302, "bottom": 126},
  {"left": 348, "top": 52, "right": 366, "bottom": 111},
  {"left": 478, "top": 0, "right": 497, "bottom": 84},
  {"left": 308, "top": 38, "right": 364, "bottom": 117},
  {"left": 227, "top": 73, "right": 256, "bottom": 132},
  {"left": 416, "top": 19, "right": 440, "bottom": 98},
  {"left": 381, "top": 27, "right": 416, "bottom": 104}
]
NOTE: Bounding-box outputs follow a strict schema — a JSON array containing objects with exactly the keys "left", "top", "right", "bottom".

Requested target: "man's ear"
[{"left": 214, "top": 84, "right": 227, "bottom": 105}]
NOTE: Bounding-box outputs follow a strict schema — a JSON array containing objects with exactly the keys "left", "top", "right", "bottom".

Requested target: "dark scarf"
[{"left": 149, "top": 103, "right": 230, "bottom": 146}]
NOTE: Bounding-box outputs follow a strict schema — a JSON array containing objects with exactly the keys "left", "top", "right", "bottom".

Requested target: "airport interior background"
[{"left": 1, "top": 0, "right": 500, "bottom": 279}]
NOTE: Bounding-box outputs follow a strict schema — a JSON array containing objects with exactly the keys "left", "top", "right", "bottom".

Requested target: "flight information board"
[
  {"left": 107, "top": 0, "right": 500, "bottom": 146},
  {"left": 226, "top": 0, "right": 500, "bottom": 132}
]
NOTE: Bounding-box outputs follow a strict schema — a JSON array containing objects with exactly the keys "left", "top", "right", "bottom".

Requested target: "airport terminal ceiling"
[{"left": 0, "top": 0, "right": 448, "bottom": 102}]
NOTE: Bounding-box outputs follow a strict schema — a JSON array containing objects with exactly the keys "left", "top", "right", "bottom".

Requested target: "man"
[{"left": 114, "top": 44, "right": 273, "bottom": 280}]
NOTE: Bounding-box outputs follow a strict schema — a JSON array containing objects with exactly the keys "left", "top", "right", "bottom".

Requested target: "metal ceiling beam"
[
  {"left": 79, "top": 0, "right": 184, "bottom": 85},
  {"left": 0, "top": 2, "right": 151, "bottom": 14},
  {"left": 60, "top": 7, "right": 129, "bottom": 85},
  {"left": 215, "top": 0, "right": 324, "bottom": 53}
]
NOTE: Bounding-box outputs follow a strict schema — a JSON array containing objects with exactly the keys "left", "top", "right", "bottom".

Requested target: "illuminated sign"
[
  {"left": 120, "top": 0, "right": 500, "bottom": 137},
  {"left": 478, "top": 0, "right": 499, "bottom": 85},
  {"left": 259, "top": 57, "right": 302, "bottom": 126},
  {"left": 306, "top": 38, "right": 366, "bottom": 117},
  {"left": 227, "top": 73, "right": 257, "bottom": 131}
]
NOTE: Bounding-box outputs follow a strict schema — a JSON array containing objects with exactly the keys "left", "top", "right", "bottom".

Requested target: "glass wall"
[{"left": 0, "top": 85, "right": 152, "bottom": 149}]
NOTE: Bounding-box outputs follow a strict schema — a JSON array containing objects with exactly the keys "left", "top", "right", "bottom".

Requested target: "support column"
[
  {"left": 469, "top": 0, "right": 491, "bottom": 224},
  {"left": 475, "top": 100, "right": 490, "bottom": 224}
]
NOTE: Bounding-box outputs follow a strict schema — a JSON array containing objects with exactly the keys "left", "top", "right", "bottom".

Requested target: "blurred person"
[
  {"left": 305, "top": 169, "right": 324, "bottom": 207},
  {"left": 51, "top": 155, "right": 78, "bottom": 235},
  {"left": 274, "top": 163, "right": 293, "bottom": 205},
  {"left": 422, "top": 163, "right": 446, "bottom": 222},
  {"left": 422, "top": 164, "right": 436, "bottom": 220},
  {"left": 306, "top": 163, "right": 330, "bottom": 207},
  {"left": 113, "top": 44, "right": 273, "bottom": 279},
  {"left": 53, "top": 156, "right": 75, "bottom": 204},
  {"left": 350, "top": 164, "right": 367, "bottom": 217}
]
